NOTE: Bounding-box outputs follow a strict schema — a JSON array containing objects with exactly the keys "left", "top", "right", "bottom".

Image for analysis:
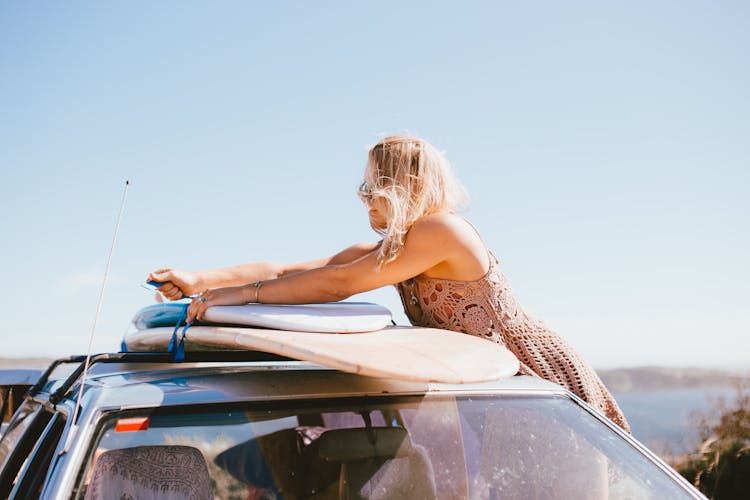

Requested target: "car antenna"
[{"left": 60, "top": 180, "right": 130, "bottom": 456}]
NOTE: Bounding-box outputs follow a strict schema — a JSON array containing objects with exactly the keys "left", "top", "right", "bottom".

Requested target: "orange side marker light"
[{"left": 115, "top": 417, "right": 150, "bottom": 432}]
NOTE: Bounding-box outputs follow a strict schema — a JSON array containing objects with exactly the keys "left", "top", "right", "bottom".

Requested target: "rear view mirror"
[{"left": 313, "top": 427, "right": 411, "bottom": 462}]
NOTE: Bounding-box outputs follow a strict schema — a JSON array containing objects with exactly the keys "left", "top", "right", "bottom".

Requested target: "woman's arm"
[
  {"left": 148, "top": 241, "right": 380, "bottom": 300},
  {"left": 187, "top": 217, "right": 461, "bottom": 321},
  {"left": 278, "top": 241, "right": 382, "bottom": 277}
]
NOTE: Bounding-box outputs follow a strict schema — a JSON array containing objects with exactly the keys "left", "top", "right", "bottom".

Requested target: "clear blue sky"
[{"left": 1, "top": 1, "right": 747, "bottom": 368}]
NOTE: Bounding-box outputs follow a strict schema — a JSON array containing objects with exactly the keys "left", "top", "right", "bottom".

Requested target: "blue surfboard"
[{"left": 133, "top": 303, "right": 189, "bottom": 330}]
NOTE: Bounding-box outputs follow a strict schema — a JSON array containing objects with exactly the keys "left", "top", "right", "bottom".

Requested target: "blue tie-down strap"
[
  {"left": 167, "top": 307, "right": 191, "bottom": 362},
  {"left": 170, "top": 323, "right": 191, "bottom": 362}
]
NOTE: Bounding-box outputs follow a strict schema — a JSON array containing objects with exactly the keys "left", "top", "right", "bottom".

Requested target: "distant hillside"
[{"left": 598, "top": 366, "right": 750, "bottom": 393}]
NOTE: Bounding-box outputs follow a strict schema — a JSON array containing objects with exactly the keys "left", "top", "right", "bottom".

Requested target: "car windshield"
[{"left": 77, "top": 394, "right": 693, "bottom": 500}]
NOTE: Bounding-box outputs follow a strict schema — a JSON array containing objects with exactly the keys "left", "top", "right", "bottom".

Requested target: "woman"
[{"left": 149, "top": 134, "right": 630, "bottom": 433}]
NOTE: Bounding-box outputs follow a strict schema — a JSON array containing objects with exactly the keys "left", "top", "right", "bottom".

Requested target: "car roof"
[{"left": 42, "top": 359, "right": 567, "bottom": 412}]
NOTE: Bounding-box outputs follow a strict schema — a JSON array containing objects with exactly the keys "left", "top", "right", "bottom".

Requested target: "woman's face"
[
  {"left": 366, "top": 196, "right": 387, "bottom": 231},
  {"left": 360, "top": 165, "right": 388, "bottom": 231}
]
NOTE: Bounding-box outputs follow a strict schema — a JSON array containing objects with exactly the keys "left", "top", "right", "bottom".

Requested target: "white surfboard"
[
  {"left": 204, "top": 302, "right": 392, "bottom": 333},
  {"left": 132, "top": 302, "right": 393, "bottom": 333}
]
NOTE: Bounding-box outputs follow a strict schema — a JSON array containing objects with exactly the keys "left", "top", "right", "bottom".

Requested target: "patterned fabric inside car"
[{"left": 83, "top": 445, "right": 213, "bottom": 500}]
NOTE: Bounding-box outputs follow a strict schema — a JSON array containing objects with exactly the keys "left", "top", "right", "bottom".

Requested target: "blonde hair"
[{"left": 365, "top": 134, "right": 469, "bottom": 267}]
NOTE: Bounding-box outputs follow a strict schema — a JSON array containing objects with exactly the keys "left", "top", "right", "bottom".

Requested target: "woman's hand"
[
  {"left": 148, "top": 268, "right": 203, "bottom": 300},
  {"left": 187, "top": 286, "right": 247, "bottom": 323}
]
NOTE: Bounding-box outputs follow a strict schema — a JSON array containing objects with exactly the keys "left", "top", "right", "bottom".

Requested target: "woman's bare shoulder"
[
  {"left": 407, "top": 213, "right": 487, "bottom": 278},
  {"left": 406, "top": 213, "right": 479, "bottom": 249},
  {"left": 411, "top": 212, "right": 473, "bottom": 235}
]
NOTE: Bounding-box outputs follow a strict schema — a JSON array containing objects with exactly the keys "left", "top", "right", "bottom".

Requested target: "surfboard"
[
  {"left": 132, "top": 302, "right": 393, "bottom": 333},
  {"left": 123, "top": 325, "right": 520, "bottom": 384}
]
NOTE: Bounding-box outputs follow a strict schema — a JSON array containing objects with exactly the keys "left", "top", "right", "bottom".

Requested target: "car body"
[{"left": 0, "top": 349, "right": 705, "bottom": 499}]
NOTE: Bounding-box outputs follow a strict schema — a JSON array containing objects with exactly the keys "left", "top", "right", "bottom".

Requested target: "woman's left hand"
[{"left": 187, "top": 286, "right": 247, "bottom": 323}]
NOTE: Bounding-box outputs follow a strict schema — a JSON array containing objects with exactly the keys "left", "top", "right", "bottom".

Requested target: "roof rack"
[
  {"left": 30, "top": 351, "right": 293, "bottom": 405},
  {"left": 28, "top": 356, "right": 88, "bottom": 397}
]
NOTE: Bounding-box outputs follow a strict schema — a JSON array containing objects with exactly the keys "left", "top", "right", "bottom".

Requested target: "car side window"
[
  {"left": 11, "top": 413, "right": 66, "bottom": 499},
  {"left": 0, "top": 402, "right": 53, "bottom": 498},
  {"left": 0, "top": 400, "right": 40, "bottom": 466}
]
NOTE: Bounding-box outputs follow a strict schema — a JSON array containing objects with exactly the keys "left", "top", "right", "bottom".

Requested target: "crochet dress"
[{"left": 396, "top": 251, "right": 631, "bottom": 433}]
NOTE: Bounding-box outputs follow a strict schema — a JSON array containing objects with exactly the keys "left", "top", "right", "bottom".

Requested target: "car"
[{"left": 0, "top": 340, "right": 706, "bottom": 500}]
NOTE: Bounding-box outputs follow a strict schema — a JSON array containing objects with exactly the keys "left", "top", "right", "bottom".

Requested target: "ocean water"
[{"left": 613, "top": 388, "right": 738, "bottom": 455}]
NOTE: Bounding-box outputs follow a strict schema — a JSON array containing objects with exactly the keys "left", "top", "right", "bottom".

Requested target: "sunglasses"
[{"left": 358, "top": 181, "right": 374, "bottom": 203}]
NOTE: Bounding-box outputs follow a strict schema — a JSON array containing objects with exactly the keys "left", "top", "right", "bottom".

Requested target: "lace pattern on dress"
[{"left": 396, "top": 255, "right": 631, "bottom": 433}]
